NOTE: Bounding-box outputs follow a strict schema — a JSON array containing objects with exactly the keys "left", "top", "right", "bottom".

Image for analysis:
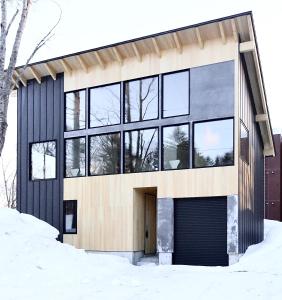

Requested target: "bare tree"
[
  {"left": 0, "top": 158, "right": 16, "bottom": 208},
  {"left": 0, "top": 0, "right": 61, "bottom": 156}
]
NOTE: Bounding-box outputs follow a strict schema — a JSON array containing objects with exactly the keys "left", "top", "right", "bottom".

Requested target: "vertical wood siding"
[
  {"left": 238, "top": 58, "right": 264, "bottom": 253},
  {"left": 17, "top": 74, "right": 64, "bottom": 239}
]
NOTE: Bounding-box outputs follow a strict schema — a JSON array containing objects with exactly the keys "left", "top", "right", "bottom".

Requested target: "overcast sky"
[{"left": 1, "top": 0, "right": 281, "bottom": 204}]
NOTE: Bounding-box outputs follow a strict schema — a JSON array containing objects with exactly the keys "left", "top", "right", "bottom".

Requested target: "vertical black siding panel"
[
  {"left": 16, "top": 88, "right": 22, "bottom": 212},
  {"left": 27, "top": 81, "right": 34, "bottom": 215},
  {"left": 17, "top": 74, "right": 64, "bottom": 240}
]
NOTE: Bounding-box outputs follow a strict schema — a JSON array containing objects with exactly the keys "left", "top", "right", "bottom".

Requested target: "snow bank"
[{"left": 1, "top": 208, "right": 282, "bottom": 300}]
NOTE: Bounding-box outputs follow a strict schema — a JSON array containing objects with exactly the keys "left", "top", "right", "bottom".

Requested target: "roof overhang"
[{"left": 14, "top": 11, "right": 275, "bottom": 156}]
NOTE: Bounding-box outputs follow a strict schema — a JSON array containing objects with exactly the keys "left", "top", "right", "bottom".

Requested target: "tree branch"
[{"left": 5, "top": 8, "right": 19, "bottom": 36}]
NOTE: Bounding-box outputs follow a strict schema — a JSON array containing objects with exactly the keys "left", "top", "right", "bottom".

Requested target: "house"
[
  {"left": 16, "top": 11, "right": 275, "bottom": 266},
  {"left": 265, "top": 134, "right": 282, "bottom": 221}
]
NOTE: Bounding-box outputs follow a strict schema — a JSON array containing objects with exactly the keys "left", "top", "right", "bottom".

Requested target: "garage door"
[{"left": 173, "top": 197, "right": 228, "bottom": 266}]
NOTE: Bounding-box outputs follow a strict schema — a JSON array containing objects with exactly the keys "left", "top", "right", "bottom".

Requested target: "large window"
[
  {"left": 124, "top": 128, "right": 158, "bottom": 173},
  {"left": 124, "top": 76, "right": 158, "bottom": 123},
  {"left": 65, "top": 137, "right": 86, "bottom": 177},
  {"left": 63, "top": 200, "right": 77, "bottom": 234},
  {"left": 89, "top": 133, "right": 120, "bottom": 175},
  {"left": 65, "top": 90, "right": 86, "bottom": 131},
  {"left": 240, "top": 121, "right": 249, "bottom": 164},
  {"left": 162, "top": 70, "right": 189, "bottom": 117},
  {"left": 89, "top": 83, "right": 120, "bottom": 128},
  {"left": 193, "top": 119, "right": 234, "bottom": 168},
  {"left": 162, "top": 124, "right": 189, "bottom": 170},
  {"left": 31, "top": 141, "right": 56, "bottom": 180}
]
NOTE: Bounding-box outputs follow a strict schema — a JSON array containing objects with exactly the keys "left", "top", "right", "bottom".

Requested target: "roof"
[{"left": 14, "top": 11, "right": 275, "bottom": 156}]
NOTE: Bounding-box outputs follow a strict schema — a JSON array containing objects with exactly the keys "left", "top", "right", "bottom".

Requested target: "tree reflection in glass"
[
  {"left": 31, "top": 141, "right": 56, "bottom": 180},
  {"left": 194, "top": 119, "right": 234, "bottom": 167},
  {"left": 65, "top": 90, "right": 86, "bottom": 131},
  {"left": 124, "top": 128, "right": 158, "bottom": 173},
  {"left": 124, "top": 76, "right": 158, "bottom": 123},
  {"left": 90, "top": 84, "right": 120, "bottom": 127},
  {"left": 89, "top": 133, "right": 120, "bottom": 175},
  {"left": 65, "top": 138, "right": 86, "bottom": 177},
  {"left": 163, "top": 124, "right": 189, "bottom": 170}
]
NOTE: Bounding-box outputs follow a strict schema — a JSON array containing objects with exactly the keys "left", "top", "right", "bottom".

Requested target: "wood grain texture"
[{"left": 63, "top": 167, "right": 238, "bottom": 251}]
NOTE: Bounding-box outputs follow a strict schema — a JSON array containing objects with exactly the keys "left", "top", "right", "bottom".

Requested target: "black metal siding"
[
  {"left": 238, "top": 58, "right": 264, "bottom": 253},
  {"left": 173, "top": 197, "right": 228, "bottom": 266},
  {"left": 17, "top": 74, "right": 64, "bottom": 239}
]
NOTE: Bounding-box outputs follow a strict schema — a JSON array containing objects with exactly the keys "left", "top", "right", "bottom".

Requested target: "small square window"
[
  {"left": 65, "top": 90, "right": 86, "bottom": 131},
  {"left": 240, "top": 121, "right": 249, "bottom": 164},
  {"left": 193, "top": 119, "right": 234, "bottom": 168},
  {"left": 65, "top": 137, "right": 86, "bottom": 178},
  {"left": 89, "top": 83, "right": 121, "bottom": 128},
  {"left": 30, "top": 141, "right": 56, "bottom": 180},
  {"left": 63, "top": 200, "right": 77, "bottom": 234},
  {"left": 162, "top": 70, "right": 189, "bottom": 118},
  {"left": 124, "top": 76, "right": 158, "bottom": 123},
  {"left": 162, "top": 124, "right": 189, "bottom": 170}
]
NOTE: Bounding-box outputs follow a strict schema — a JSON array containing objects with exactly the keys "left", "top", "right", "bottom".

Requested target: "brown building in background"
[{"left": 265, "top": 134, "right": 282, "bottom": 221}]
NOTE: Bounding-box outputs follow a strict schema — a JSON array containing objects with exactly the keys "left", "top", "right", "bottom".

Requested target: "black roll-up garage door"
[{"left": 173, "top": 197, "right": 228, "bottom": 266}]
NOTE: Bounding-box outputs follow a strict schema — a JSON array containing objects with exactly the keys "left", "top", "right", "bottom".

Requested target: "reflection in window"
[
  {"left": 31, "top": 141, "right": 56, "bottom": 180},
  {"left": 89, "top": 133, "right": 120, "bottom": 175},
  {"left": 63, "top": 200, "right": 77, "bottom": 234},
  {"left": 65, "top": 137, "right": 86, "bottom": 177},
  {"left": 65, "top": 90, "right": 86, "bottom": 131},
  {"left": 163, "top": 71, "right": 189, "bottom": 117},
  {"left": 90, "top": 84, "right": 120, "bottom": 127},
  {"left": 163, "top": 124, "right": 189, "bottom": 170},
  {"left": 240, "top": 121, "right": 249, "bottom": 164},
  {"left": 124, "top": 76, "right": 158, "bottom": 123},
  {"left": 124, "top": 128, "right": 158, "bottom": 173},
  {"left": 193, "top": 119, "right": 234, "bottom": 167}
]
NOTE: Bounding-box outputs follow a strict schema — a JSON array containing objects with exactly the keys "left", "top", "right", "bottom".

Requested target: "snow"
[{"left": 1, "top": 208, "right": 282, "bottom": 300}]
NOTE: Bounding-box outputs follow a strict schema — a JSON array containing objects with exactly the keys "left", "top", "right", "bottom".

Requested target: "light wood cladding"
[
  {"left": 64, "top": 39, "right": 238, "bottom": 91},
  {"left": 63, "top": 167, "right": 238, "bottom": 251}
]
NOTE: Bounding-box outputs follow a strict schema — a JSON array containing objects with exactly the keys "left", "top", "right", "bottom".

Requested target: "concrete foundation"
[
  {"left": 157, "top": 197, "right": 174, "bottom": 265},
  {"left": 86, "top": 250, "right": 144, "bottom": 265}
]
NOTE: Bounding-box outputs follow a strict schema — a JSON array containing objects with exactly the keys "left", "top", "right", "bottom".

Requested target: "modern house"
[
  {"left": 265, "top": 134, "right": 282, "bottom": 221},
  {"left": 16, "top": 11, "right": 274, "bottom": 266}
]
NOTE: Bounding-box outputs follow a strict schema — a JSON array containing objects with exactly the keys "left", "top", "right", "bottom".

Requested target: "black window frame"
[
  {"left": 64, "top": 88, "right": 87, "bottom": 133},
  {"left": 240, "top": 120, "right": 249, "bottom": 165},
  {"left": 123, "top": 127, "right": 159, "bottom": 174},
  {"left": 30, "top": 139, "right": 57, "bottom": 181},
  {"left": 88, "top": 131, "right": 121, "bottom": 176},
  {"left": 192, "top": 117, "right": 235, "bottom": 169},
  {"left": 63, "top": 200, "right": 77, "bottom": 234},
  {"left": 64, "top": 136, "right": 86, "bottom": 178},
  {"left": 88, "top": 82, "right": 122, "bottom": 129},
  {"left": 123, "top": 75, "right": 159, "bottom": 124},
  {"left": 161, "top": 69, "right": 190, "bottom": 119},
  {"left": 161, "top": 122, "right": 190, "bottom": 171}
]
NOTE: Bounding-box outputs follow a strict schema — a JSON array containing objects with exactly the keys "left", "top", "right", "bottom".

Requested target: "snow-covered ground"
[{"left": 1, "top": 208, "right": 282, "bottom": 300}]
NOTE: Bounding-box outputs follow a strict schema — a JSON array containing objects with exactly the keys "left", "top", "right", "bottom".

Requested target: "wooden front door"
[{"left": 144, "top": 194, "right": 156, "bottom": 254}]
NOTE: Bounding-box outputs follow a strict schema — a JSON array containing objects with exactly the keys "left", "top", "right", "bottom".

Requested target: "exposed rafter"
[
  {"left": 132, "top": 42, "right": 142, "bottom": 62},
  {"left": 231, "top": 19, "right": 238, "bottom": 42},
  {"left": 77, "top": 55, "right": 88, "bottom": 73},
  {"left": 112, "top": 47, "right": 123, "bottom": 65},
  {"left": 172, "top": 32, "right": 182, "bottom": 54},
  {"left": 94, "top": 51, "right": 105, "bottom": 69},
  {"left": 29, "top": 66, "right": 41, "bottom": 84},
  {"left": 14, "top": 69, "right": 27, "bottom": 87},
  {"left": 239, "top": 41, "right": 256, "bottom": 53},
  {"left": 60, "top": 58, "right": 72, "bottom": 74},
  {"left": 151, "top": 37, "right": 161, "bottom": 57},
  {"left": 218, "top": 22, "right": 226, "bottom": 44},
  {"left": 195, "top": 27, "right": 204, "bottom": 49},
  {"left": 44, "top": 63, "right": 56, "bottom": 80},
  {"left": 12, "top": 75, "right": 19, "bottom": 88},
  {"left": 256, "top": 114, "right": 268, "bottom": 122}
]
